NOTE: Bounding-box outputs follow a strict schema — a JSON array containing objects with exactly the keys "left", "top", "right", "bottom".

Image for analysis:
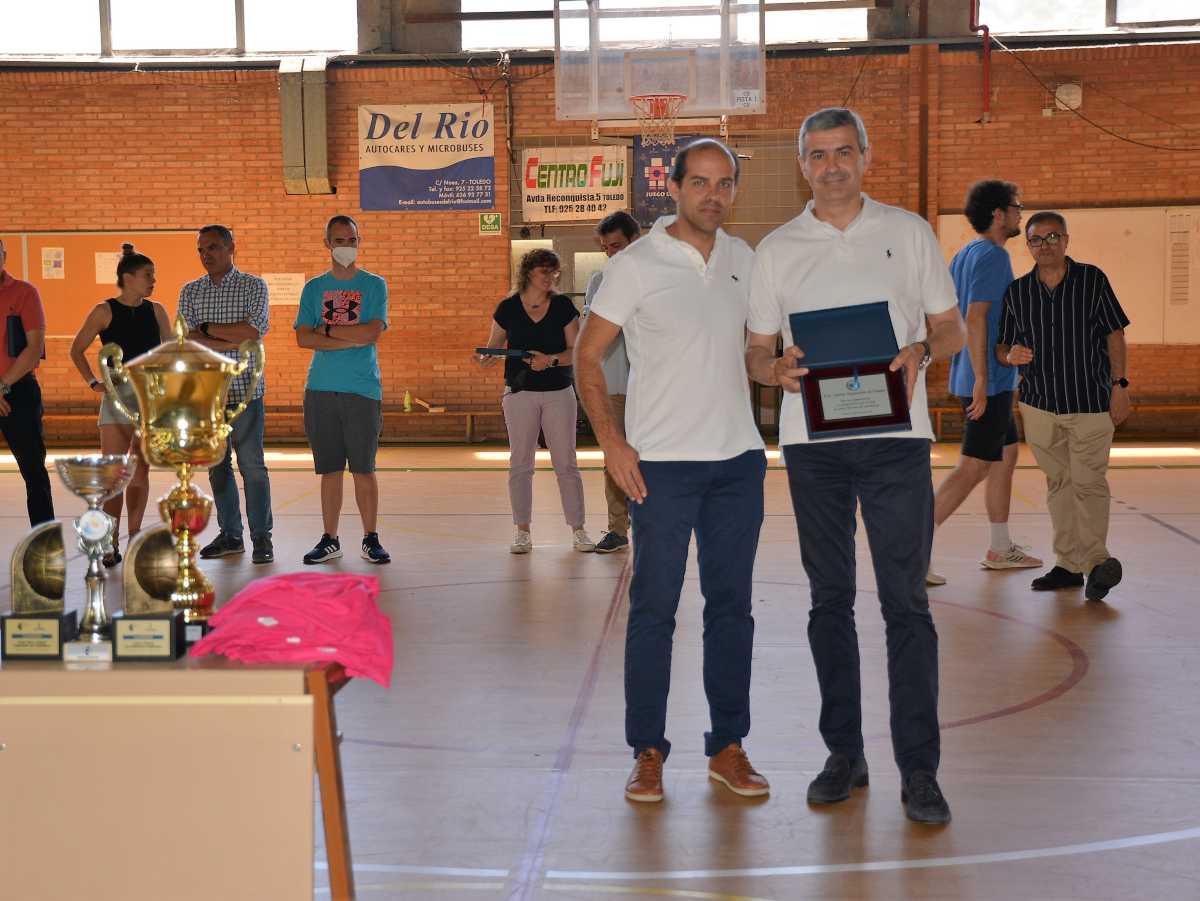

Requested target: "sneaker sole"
[
  {"left": 510, "top": 546, "right": 532, "bottom": 555},
  {"left": 901, "top": 792, "right": 952, "bottom": 825},
  {"left": 574, "top": 545, "right": 596, "bottom": 553},
  {"left": 624, "top": 788, "right": 663, "bottom": 803},
  {"left": 1085, "top": 559, "right": 1123, "bottom": 601},
  {"left": 595, "top": 544, "right": 629, "bottom": 554},
  {"left": 303, "top": 550, "right": 343, "bottom": 565},
  {"left": 360, "top": 550, "right": 391, "bottom": 564},
  {"left": 200, "top": 548, "right": 245, "bottom": 559},
  {"left": 252, "top": 556, "right": 274, "bottom": 564},
  {"left": 981, "top": 559, "right": 1043, "bottom": 570},
  {"left": 708, "top": 771, "right": 770, "bottom": 797},
  {"left": 925, "top": 576, "right": 946, "bottom": 587},
  {"left": 806, "top": 772, "right": 869, "bottom": 804}
]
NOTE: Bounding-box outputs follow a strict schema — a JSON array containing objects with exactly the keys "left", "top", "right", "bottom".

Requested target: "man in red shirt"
[{"left": 0, "top": 238, "right": 54, "bottom": 525}]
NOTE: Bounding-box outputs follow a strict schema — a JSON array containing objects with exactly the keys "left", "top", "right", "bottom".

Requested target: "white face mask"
[{"left": 331, "top": 246, "right": 358, "bottom": 267}]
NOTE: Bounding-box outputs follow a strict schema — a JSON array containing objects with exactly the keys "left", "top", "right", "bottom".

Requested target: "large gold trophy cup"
[{"left": 99, "top": 318, "right": 264, "bottom": 623}]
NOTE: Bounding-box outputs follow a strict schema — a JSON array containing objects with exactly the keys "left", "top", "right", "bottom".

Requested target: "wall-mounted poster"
[
  {"left": 521, "top": 146, "right": 627, "bottom": 222},
  {"left": 632, "top": 135, "right": 699, "bottom": 228},
  {"left": 358, "top": 104, "right": 495, "bottom": 211}
]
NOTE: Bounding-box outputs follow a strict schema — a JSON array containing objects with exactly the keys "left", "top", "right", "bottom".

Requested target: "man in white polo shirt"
[
  {"left": 745, "top": 108, "right": 965, "bottom": 825},
  {"left": 576, "top": 139, "right": 769, "bottom": 805}
]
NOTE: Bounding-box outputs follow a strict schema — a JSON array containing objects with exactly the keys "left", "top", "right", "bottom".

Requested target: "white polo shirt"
[
  {"left": 589, "top": 216, "right": 764, "bottom": 462},
  {"left": 747, "top": 194, "right": 957, "bottom": 446}
]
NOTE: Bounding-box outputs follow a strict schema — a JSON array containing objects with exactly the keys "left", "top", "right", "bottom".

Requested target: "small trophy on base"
[
  {"left": 55, "top": 454, "right": 135, "bottom": 663},
  {"left": 2, "top": 521, "right": 73, "bottom": 660},
  {"left": 110, "top": 525, "right": 188, "bottom": 660}
]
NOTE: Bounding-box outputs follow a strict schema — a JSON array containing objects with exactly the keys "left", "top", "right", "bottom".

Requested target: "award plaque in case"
[{"left": 789, "top": 301, "right": 913, "bottom": 440}]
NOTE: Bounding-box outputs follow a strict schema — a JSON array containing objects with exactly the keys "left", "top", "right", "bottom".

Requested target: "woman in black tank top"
[{"left": 69, "top": 245, "right": 173, "bottom": 567}]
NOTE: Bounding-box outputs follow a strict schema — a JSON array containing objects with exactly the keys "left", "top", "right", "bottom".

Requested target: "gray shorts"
[
  {"left": 303, "top": 389, "right": 383, "bottom": 474},
  {"left": 98, "top": 381, "right": 140, "bottom": 428}
]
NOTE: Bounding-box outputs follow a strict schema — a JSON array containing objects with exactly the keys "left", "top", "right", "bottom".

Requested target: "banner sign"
[
  {"left": 632, "top": 135, "right": 698, "bottom": 228},
  {"left": 358, "top": 104, "right": 495, "bottom": 211},
  {"left": 520, "top": 147, "right": 628, "bottom": 222}
]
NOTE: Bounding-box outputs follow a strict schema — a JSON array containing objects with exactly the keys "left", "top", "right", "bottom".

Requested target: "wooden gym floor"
[{"left": 2, "top": 442, "right": 1199, "bottom": 900}]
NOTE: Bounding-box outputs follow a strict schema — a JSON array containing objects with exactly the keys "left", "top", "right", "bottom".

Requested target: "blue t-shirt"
[
  {"left": 948, "top": 238, "right": 1018, "bottom": 397},
  {"left": 294, "top": 269, "right": 388, "bottom": 400}
]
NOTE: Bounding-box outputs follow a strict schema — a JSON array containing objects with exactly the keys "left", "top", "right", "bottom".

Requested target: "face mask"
[{"left": 331, "top": 246, "right": 358, "bottom": 267}]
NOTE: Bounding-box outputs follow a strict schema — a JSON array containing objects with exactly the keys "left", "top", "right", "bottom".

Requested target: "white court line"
[
  {"left": 314, "top": 862, "right": 509, "bottom": 878},
  {"left": 543, "top": 825, "right": 1200, "bottom": 881}
]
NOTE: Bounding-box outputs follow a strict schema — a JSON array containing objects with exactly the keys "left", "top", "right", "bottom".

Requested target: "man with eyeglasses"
[
  {"left": 927, "top": 180, "right": 1043, "bottom": 586},
  {"left": 998, "top": 212, "right": 1130, "bottom": 602}
]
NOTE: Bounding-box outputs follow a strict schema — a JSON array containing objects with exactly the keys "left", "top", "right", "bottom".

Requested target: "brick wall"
[{"left": 2, "top": 39, "right": 1197, "bottom": 444}]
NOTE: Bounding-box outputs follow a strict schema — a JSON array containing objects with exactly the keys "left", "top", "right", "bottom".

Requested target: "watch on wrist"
[
  {"left": 917, "top": 340, "right": 932, "bottom": 370},
  {"left": 0, "top": 380, "right": 10, "bottom": 397},
  {"left": 89, "top": 378, "right": 100, "bottom": 389},
  {"left": 550, "top": 356, "right": 559, "bottom": 368},
  {"left": 200, "top": 322, "right": 211, "bottom": 338},
  {"left": 1112, "top": 377, "right": 1129, "bottom": 388}
]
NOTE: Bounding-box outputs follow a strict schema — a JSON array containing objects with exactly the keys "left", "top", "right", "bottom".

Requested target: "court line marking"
[
  {"left": 1140, "top": 512, "right": 1200, "bottom": 546},
  {"left": 315, "top": 863, "right": 508, "bottom": 877},
  {"left": 543, "top": 886, "right": 778, "bottom": 900},
  {"left": 542, "top": 825, "right": 1200, "bottom": 880}
]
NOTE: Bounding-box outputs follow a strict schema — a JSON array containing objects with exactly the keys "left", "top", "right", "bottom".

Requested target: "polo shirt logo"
[{"left": 886, "top": 248, "right": 893, "bottom": 258}]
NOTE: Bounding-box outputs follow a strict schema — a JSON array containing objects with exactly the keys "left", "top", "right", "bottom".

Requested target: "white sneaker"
[
  {"left": 926, "top": 567, "right": 947, "bottom": 587},
  {"left": 981, "top": 544, "right": 1043, "bottom": 570},
  {"left": 572, "top": 528, "right": 596, "bottom": 552},
  {"left": 510, "top": 529, "right": 533, "bottom": 554}
]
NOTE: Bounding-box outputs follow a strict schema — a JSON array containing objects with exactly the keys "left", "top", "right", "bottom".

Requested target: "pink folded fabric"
[{"left": 188, "top": 572, "right": 394, "bottom": 687}]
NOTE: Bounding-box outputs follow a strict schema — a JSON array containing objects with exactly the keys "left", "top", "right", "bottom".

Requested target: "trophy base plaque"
[
  {"left": 1, "top": 610, "right": 79, "bottom": 660},
  {"left": 63, "top": 635, "right": 114, "bottom": 663},
  {"left": 112, "top": 611, "right": 187, "bottom": 661},
  {"left": 184, "top": 618, "right": 214, "bottom": 647}
]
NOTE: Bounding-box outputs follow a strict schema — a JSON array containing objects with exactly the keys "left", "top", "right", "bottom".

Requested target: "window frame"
[
  {"left": 99, "top": 0, "right": 245, "bottom": 56},
  {"left": 1105, "top": 0, "right": 1200, "bottom": 28}
]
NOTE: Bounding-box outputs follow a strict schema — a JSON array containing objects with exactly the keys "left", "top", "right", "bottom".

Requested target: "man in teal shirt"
[
  {"left": 294, "top": 215, "right": 390, "bottom": 565},
  {"left": 929, "top": 180, "right": 1042, "bottom": 584}
]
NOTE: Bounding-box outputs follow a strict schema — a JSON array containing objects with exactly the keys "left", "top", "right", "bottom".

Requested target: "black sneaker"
[
  {"left": 806, "top": 753, "right": 869, "bottom": 804},
  {"left": 902, "top": 770, "right": 951, "bottom": 825},
  {"left": 1085, "top": 556, "right": 1122, "bottom": 601},
  {"left": 595, "top": 532, "right": 630, "bottom": 554},
  {"left": 251, "top": 535, "right": 274, "bottom": 564},
  {"left": 303, "top": 533, "right": 342, "bottom": 565},
  {"left": 1031, "top": 565, "right": 1084, "bottom": 591},
  {"left": 199, "top": 531, "right": 245, "bottom": 559},
  {"left": 361, "top": 532, "right": 391, "bottom": 565}
]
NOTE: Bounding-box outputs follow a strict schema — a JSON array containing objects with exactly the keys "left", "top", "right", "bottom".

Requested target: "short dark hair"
[
  {"left": 964, "top": 180, "right": 1019, "bottom": 234},
  {"left": 596, "top": 211, "right": 640, "bottom": 241},
  {"left": 198, "top": 224, "right": 234, "bottom": 245},
  {"left": 1025, "top": 211, "right": 1067, "bottom": 236},
  {"left": 116, "top": 243, "right": 154, "bottom": 287},
  {"left": 325, "top": 215, "right": 359, "bottom": 242},
  {"left": 517, "top": 248, "right": 560, "bottom": 291},
  {"left": 670, "top": 138, "right": 740, "bottom": 184}
]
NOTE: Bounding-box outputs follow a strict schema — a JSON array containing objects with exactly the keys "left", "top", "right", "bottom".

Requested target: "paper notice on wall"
[
  {"left": 41, "top": 247, "right": 65, "bottom": 280},
  {"left": 95, "top": 252, "right": 123, "bottom": 284},
  {"left": 263, "top": 273, "right": 305, "bottom": 306}
]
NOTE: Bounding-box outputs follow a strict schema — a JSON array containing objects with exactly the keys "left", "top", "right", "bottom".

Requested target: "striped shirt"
[
  {"left": 178, "top": 267, "right": 269, "bottom": 404},
  {"left": 998, "top": 258, "right": 1129, "bottom": 415}
]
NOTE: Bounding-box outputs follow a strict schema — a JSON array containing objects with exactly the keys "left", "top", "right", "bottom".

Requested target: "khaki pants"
[
  {"left": 603, "top": 393, "right": 631, "bottom": 537},
  {"left": 1019, "top": 403, "right": 1115, "bottom": 574}
]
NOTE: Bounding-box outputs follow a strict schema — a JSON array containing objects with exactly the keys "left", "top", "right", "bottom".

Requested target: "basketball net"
[{"left": 629, "top": 94, "right": 687, "bottom": 146}]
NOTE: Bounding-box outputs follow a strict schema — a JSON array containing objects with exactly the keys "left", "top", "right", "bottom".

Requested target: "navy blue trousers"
[
  {"left": 783, "top": 438, "right": 940, "bottom": 777},
  {"left": 625, "top": 449, "right": 766, "bottom": 760}
]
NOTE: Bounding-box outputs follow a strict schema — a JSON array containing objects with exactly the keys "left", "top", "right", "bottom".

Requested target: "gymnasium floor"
[{"left": 3, "top": 442, "right": 1199, "bottom": 900}]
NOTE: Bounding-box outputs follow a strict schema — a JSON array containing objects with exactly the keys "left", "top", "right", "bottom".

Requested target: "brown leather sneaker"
[
  {"left": 707, "top": 743, "right": 770, "bottom": 797},
  {"left": 624, "top": 748, "right": 665, "bottom": 803}
]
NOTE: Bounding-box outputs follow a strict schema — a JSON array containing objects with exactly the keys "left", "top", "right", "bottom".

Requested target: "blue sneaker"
[
  {"left": 361, "top": 532, "right": 391, "bottom": 565},
  {"left": 303, "top": 533, "right": 342, "bottom": 565}
]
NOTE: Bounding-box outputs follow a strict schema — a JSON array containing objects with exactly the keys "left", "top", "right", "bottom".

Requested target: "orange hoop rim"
[{"left": 629, "top": 94, "right": 688, "bottom": 146}]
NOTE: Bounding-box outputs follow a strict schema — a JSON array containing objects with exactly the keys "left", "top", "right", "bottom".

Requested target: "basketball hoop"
[{"left": 629, "top": 94, "right": 687, "bottom": 146}]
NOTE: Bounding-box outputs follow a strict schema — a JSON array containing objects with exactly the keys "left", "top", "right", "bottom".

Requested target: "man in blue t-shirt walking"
[
  {"left": 294, "top": 215, "right": 391, "bottom": 565},
  {"left": 928, "top": 180, "right": 1042, "bottom": 584}
]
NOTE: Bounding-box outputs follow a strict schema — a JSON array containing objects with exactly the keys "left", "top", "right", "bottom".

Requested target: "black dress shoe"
[
  {"left": 1085, "top": 557, "right": 1122, "bottom": 601},
  {"left": 807, "top": 753, "right": 869, "bottom": 804},
  {"left": 902, "top": 770, "right": 951, "bottom": 825},
  {"left": 1031, "top": 566, "right": 1084, "bottom": 591}
]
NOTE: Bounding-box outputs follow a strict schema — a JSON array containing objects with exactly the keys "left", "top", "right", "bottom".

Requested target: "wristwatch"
[
  {"left": 916, "top": 340, "right": 932, "bottom": 370},
  {"left": 89, "top": 378, "right": 101, "bottom": 389},
  {"left": 1112, "top": 377, "right": 1129, "bottom": 388},
  {"left": 0, "top": 379, "right": 10, "bottom": 397},
  {"left": 550, "top": 356, "right": 559, "bottom": 368},
  {"left": 200, "top": 322, "right": 212, "bottom": 338}
]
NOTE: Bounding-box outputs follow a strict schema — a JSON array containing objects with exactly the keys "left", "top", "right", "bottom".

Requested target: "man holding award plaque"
[{"left": 745, "top": 108, "right": 965, "bottom": 825}]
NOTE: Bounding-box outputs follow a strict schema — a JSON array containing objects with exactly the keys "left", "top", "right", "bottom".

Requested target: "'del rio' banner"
[
  {"left": 520, "top": 147, "right": 628, "bottom": 222},
  {"left": 358, "top": 104, "right": 495, "bottom": 211}
]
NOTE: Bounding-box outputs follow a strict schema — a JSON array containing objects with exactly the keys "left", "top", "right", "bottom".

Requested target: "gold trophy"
[
  {"left": 99, "top": 317, "right": 264, "bottom": 625},
  {"left": 2, "top": 521, "right": 72, "bottom": 659}
]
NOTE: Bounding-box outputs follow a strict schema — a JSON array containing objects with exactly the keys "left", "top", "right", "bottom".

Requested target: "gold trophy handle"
[
  {"left": 225, "top": 338, "right": 265, "bottom": 425},
  {"left": 97, "top": 343, "right": 141, "bottom": 430}
]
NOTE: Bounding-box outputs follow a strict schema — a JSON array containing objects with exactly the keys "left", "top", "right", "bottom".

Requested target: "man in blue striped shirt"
[{"left": 997, "top": 212, "right": 1131, "bottom": 601}]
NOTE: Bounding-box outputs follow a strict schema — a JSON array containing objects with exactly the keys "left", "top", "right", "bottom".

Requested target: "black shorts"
[
  {"left": 303, "top": 389, "right": 383, "bottom": 474},
  {"left": 960, "top": 389, "right": 1018, "bottom": 462}
]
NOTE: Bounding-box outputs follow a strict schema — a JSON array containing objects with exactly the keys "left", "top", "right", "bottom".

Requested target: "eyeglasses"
[{"left": 1027, "top": 232, "right": 1064, "bottom": 248}]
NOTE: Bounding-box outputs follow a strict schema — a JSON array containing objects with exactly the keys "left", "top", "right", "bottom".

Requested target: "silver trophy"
[{"left": 54, "top": 454, "right": 135, "bottom": 656}]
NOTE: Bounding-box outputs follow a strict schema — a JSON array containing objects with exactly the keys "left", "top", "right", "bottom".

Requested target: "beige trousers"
[
  {"left": 602, "top": 393, "right": 631, "bottom": 537},
  {"left": 1019, "top": 402, "right": 1115, "bottom": 574}
]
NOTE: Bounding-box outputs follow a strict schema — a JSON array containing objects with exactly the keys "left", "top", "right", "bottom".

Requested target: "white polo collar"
[{"left": 648, "top": 215, "right": 730, "bottom": 277}]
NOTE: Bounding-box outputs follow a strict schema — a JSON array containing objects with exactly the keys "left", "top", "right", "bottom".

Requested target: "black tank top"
[{"left": 98, "top": 299, "right": 160, "bottom": 362}]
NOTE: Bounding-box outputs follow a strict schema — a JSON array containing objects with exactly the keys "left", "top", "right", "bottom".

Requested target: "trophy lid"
[{"left": 122, "top": 316, "right": 242, "bottom": 372}]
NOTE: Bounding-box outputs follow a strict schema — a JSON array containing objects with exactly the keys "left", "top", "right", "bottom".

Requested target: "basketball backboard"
[{"left": 554, "top": 0, "right": 767, "bottom": 123}]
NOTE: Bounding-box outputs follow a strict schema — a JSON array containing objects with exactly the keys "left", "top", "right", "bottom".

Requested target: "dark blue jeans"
[
  {"left": 625, "top": 449, "right": 767, "bottom": 761},
  {"left": 783, "top": 438, "right": 940, "bottom": 777},
  {"left": 208, "top": 397, "right": 273, "bottom": 540}
]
